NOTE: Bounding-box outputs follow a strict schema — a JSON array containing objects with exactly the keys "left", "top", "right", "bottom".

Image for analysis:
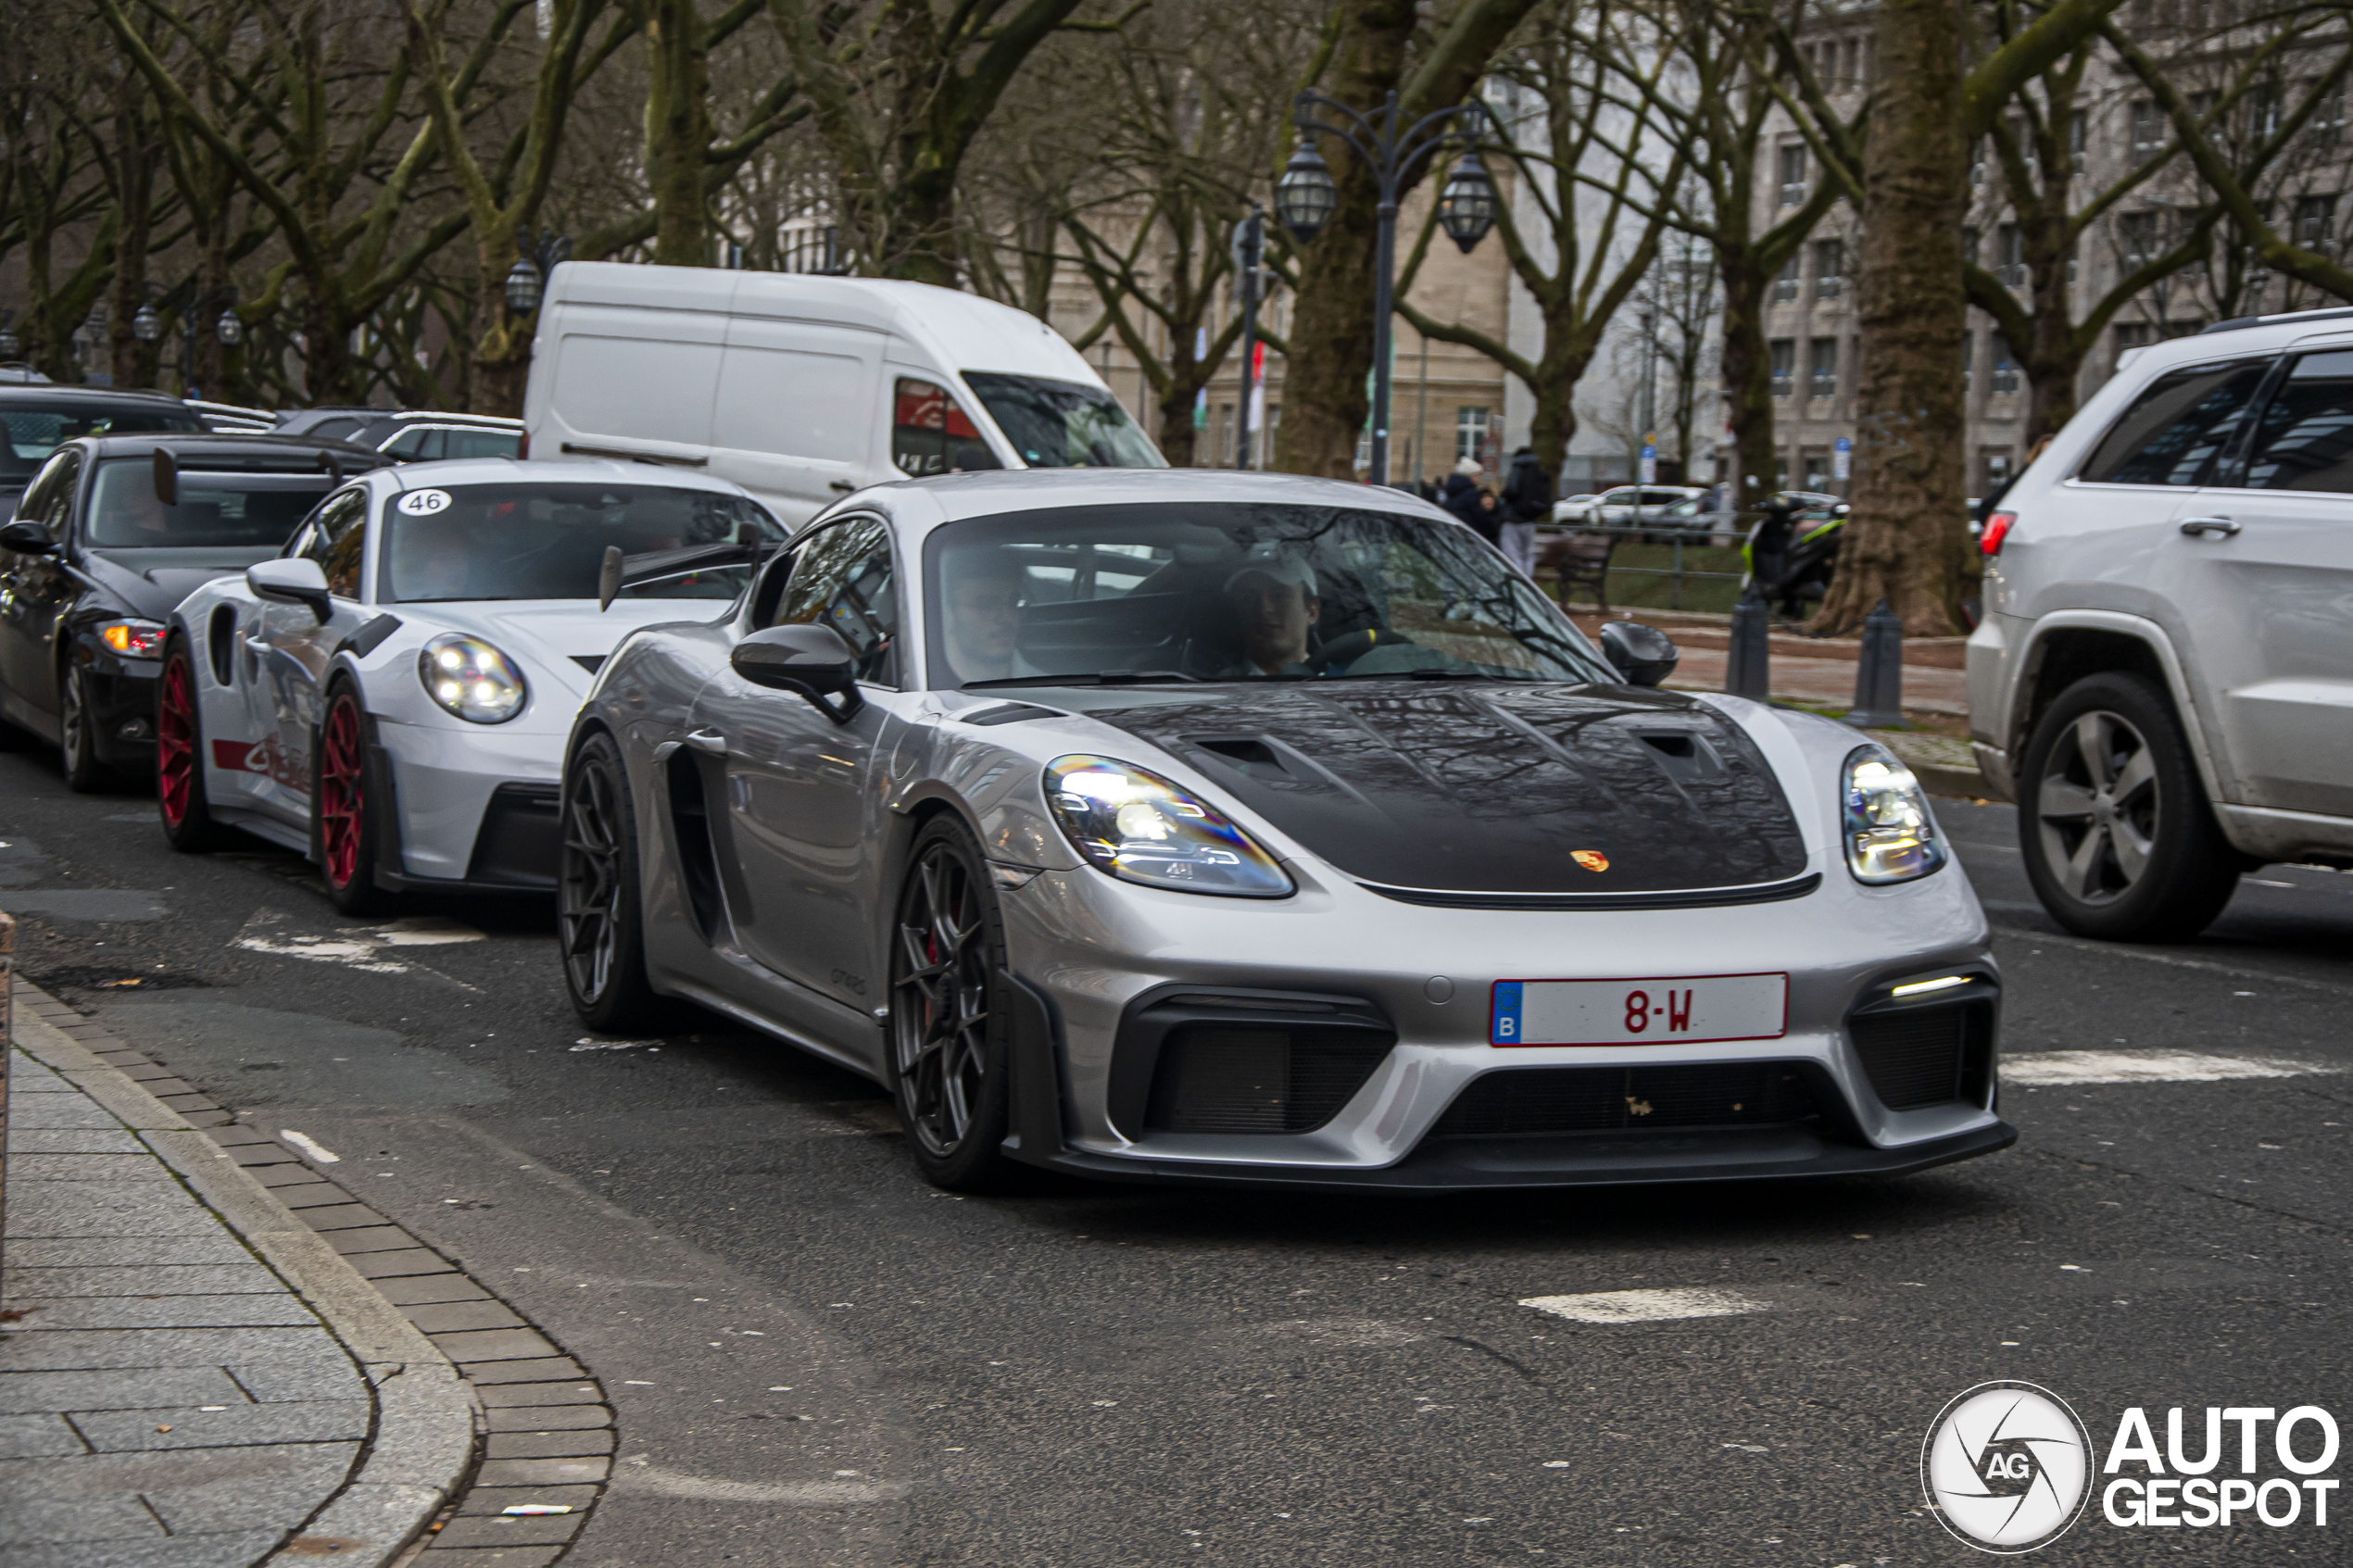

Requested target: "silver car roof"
[{"left": 822, "top": 467, "right": 1459, "bottom": 546}]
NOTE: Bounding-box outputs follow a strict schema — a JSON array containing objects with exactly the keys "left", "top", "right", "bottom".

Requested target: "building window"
[
  {"left": 1454, "top": 407, "right": 1491, "bottom": 466},
  {"left": 2315, "top": 82, "right": 2347, "bottom": 148},
  {"left": 1808, "top": 338, "right": 1838, "bottom": 399},
  {"left": 1995, "top": 223, "right": 2026, "bottom": 287},
  {"left": 1778, "top": 144, "right": 1807, "bottom": 207},
  {"left": 2116, "top": 320, "right": 2156, "bottom": 354},
  {"left": 2120, "top": 210, "right": 2159, "bottom": 270},
  {"left": 782, "top": 225, "right": 840, "bottom": 274},
  {"left": 1814, "top": 239, "right": 1843, "bottom": 299},
  {"left": 2246, "top": 81, "right": 2283, "bottom": 140},
  {"left": 1769, "top": 339, "right": 1795, "bottom": 398},
  {"left": 1990, "top": 333, "right": 2020, "bottom": 394},
  {"left": 2070, "top": 115, "right": 2087, "bottom": 175},
  {"left": 2130, "top": 99, "right": 2167, "bottom": 163},
  {"left": 1840, "top": 37, "right": 1859, "bottom": 82},
  {"left": 1982, "top": 448, "right": 2014, "bottom": 494},
  {"left": 1803, "top": 447, "right": 1832, "bottom": 491},
  {"left": 2296, "top": 194, "right": 2337, "bottom": 251},
  {"left": 1962, "top": 330, "right": 1974, "bottom": 392},
  {"left": 1771, "top": 255, "right": 1800, "bottom": 303}
]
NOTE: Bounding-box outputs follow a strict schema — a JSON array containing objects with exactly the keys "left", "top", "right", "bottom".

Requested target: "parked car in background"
[
  {"left": 1969, "top": 305, "right": 2353, "bottom": 940},
  {"left": 0, "top": 432, "right": 387, "bottom": 787},
  {"left": 522, "top": 263, "right": 1164, "bottom": 528},
  {"left": 2, "top": 384, "right": 206, "bottom": 518},
  {"left": 157, "top": 458, "right": 784, "bottom": 911},
  {"left": 275, "top": 407, "right": 523, "bottom": 462},
  {"left": 1553, "top": 484, "right": 1707, "bottom": 530}
]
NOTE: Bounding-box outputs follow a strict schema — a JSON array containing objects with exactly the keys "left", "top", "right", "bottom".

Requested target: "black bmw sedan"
[{"left": 0, "top": 432, "right": 386, "bottom": 788}]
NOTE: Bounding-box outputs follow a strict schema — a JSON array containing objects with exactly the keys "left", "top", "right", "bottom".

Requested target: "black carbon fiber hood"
[{"left": 1080, "top": 683, "right": 1810, "bottom": 895}]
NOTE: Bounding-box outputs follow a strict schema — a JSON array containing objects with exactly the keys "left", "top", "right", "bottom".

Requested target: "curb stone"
[{"left": 7, "top": 977, "right": 616, "bottom": 1565}]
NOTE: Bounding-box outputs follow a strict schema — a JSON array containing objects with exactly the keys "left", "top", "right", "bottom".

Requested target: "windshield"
[
  {"left": 5, "top": 404, "right": 203, "bottom": 482},
  {"left": 959, "top": 372, "right": 1165, "bottom": 470},
  {"left": 382, "top": 481, "right": 784, "bottom": 603},
  {"left": 923, "top": 502, "right": 1616, "bottom": 689},
  {"left": 87, "top": 460, "right": 328, "bottom": 548}
]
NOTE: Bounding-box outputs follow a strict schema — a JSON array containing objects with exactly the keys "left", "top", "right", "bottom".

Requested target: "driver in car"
[
  {"left": 1219, "top": 547, "right": 1322, "bottom": 677},
  {"left": 391, "top": 506, "right": 484, "bottom": 600},
  {"left": 940, "top": 553, "right": 1038, "bottom": 684}
]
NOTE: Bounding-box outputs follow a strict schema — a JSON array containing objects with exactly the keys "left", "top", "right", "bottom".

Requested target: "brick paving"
[{"left": 5, "top": 982, "right": 621, "bottom": 1563}]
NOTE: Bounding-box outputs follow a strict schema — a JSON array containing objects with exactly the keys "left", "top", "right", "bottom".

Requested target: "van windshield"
[{"left": 960, "top": 372, "right": 1165, "bottom": 470}]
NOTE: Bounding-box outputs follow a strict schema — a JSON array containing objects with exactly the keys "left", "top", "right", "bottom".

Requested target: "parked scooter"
[{"left": 1740, "top": 493, "right": 1848, "bottom": 620}]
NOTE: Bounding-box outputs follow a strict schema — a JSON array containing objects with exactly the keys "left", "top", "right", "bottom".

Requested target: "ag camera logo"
[{"left": 1922, "top": 1381, "right": 2094, "bottom": 1552}]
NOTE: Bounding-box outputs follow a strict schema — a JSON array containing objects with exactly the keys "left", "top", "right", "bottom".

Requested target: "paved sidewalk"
[{"left": 1, "top": 1011, "right": 473, "bottom": 1568}]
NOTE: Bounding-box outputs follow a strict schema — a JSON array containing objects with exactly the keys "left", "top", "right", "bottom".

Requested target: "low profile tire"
[
  {"left": 560, "top": 731, "right": 661, "bottom": 1032},
  {"left": 157, "top": 638, "right": 226, "bottom": 851},
  {"left": 58, "top": 662, "right": 111, "bottom": 792},
  {"left": 887, "top": 817, "right": 1016, "bottom": 1193},
  {"left": 312, "top": 683, "right": 392, "bottom": 915},
  {"left": 2018, "top": 671, "right": 2241, "bottom": 942}
]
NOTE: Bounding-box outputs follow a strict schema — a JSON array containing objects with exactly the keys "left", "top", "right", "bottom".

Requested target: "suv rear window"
[
  {"left": 2239, "top": 349, "right": 2353, "bottom": 492},
  {"left": 2078, "top": 358, "right": 2271, "bottom": 486}
]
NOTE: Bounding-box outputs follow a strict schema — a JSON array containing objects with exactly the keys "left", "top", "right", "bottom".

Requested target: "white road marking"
[
  {"left": 233, "top": 909, "right": 482, "bottom": 989},
  {"left": 571, "top": 1038, "right": 661, "bottom": 1052},
  {"left": 2003, "top": 1049, "right": 2338, "bottom": 1085},
  {"left": 1519, "top": 1288, "right": 1768, "bottom": 1324},
  {"left": 279, "top": 1130, "right": 341, "bottom": 1164},
  {"left": 610, "top": 1460, "right": 907, "bottom": 1506}
]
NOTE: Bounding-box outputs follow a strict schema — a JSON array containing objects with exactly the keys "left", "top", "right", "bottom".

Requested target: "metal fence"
[{"left": 1537, "top": 515, "right": 1753, "bottom": 612}]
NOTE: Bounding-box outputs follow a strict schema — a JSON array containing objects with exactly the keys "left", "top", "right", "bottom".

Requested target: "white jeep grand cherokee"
[{"left": 1968, "top": 306, "right": 2353, "bottom": 941}]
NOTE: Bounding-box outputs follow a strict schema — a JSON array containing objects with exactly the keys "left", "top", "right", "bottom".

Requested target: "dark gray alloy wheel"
[
  {"left": 559, "top": 733, "right": 659, "bottom": 1030},
  {"left": 59, "top": 663, "right": 107, "bottom": 792},
  {"left": 2018, "top": 671, "right": 2242, "bottom": 942},
  {"left": 888, "top": 820, "right": 1014, "bottom": 1190}
]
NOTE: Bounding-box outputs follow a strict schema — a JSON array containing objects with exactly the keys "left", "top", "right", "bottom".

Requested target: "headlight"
[
  {"left": 1841, "top": 743, "right": 1946, "bottom": 884},
  {"left": 1044, "top": 755, "right": 1293, "bottom": 897},
  {"left": 99, "top": 620, "right": 167, "bottom": 658},
  {"left": 417, "top": 633, "right": 527, "bottom": 723}
]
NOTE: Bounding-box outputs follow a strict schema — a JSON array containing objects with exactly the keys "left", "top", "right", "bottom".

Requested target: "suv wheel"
[{"left": 2018, "top": 671, "right": 2241, "bottom": 941}]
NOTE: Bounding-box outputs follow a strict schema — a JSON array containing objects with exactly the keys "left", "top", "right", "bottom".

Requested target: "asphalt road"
[{"left": 3, "top": 739, "right": 2348, "bottom": 1566}]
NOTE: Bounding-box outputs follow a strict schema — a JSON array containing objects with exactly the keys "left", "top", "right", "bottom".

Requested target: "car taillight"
[
  {"left": 515, "top": 431, "right": 529, "bottom": 460},
  {"left": 1981, "top": 511, "right": 2016, "bottom": 556}
]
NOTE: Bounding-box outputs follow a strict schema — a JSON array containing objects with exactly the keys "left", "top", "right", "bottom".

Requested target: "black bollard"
[
  {"left": 1726, "top": 585, "right": 1770, "bottom": 701},
  {"left": 1844, "top": 597, "right": 1906, "bottom": 728}
]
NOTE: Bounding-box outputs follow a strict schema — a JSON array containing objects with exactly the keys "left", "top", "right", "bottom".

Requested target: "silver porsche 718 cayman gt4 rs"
[{"left": 560, "top": 470, "right": 2013, "bottom": 1192}]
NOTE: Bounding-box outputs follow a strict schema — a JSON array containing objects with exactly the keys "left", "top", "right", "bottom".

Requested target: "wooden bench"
[{"left": 1537, "top": 530, "right": 1616, "bottom": 611}]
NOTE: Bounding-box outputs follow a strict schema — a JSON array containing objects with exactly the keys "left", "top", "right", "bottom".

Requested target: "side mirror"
[
  {"left": 0, "top": 519, "right": 57, "bottom": 556},
  {"left": 731, "top": 623, "right": 863, "bottom": 722},
  {"left": 246, "top": 558, "right": 334, "bottom": 624},
  {"left": 950, "top": 444, "right": 1002, "bottom": 472},
  {"left": 1598, "top": 621, "right": 1680, "bottom": 688}
]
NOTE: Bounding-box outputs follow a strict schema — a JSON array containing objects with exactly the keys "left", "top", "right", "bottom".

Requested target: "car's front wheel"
[
  {"left": 58, "top": 662, "right": 109, "bottom": 792},
  {"left": 888, "top": 817, "right": 1015, "bottom": 1192},
  {"left": 157, "top": 638, "right": 225, "bottom": 851},
  {"left": 559, "top": 731, "right": 660, "bottom": 1031},
  {"left": 2018, "top": 671, "right": 2242, "bottom": 941},
  {"left": 312, "top": 684, "right": 391, "bottom": 915}
]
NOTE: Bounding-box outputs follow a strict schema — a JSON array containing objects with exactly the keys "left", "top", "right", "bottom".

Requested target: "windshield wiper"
[{"left": 963, "top": 669, "right": 1203, "bottom": 688}]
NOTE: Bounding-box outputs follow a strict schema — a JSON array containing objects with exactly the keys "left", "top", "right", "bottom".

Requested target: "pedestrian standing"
[
  {"left": 1498, "top": 445, "right": 1551, "bottom": 577},
  {"left": 1441, "top": 457, "right": 1486, "bottom": 535}
]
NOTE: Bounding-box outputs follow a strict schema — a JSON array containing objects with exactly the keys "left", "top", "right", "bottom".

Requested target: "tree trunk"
[
  {"left": 645, "top": 0, "right": 711, "bottom": 266},
  {"left": 1814, "top": 0, "right": 1971, "bottom": 637},
  {"left": 1270, "top": 0, "right": 1417, "bottom": 479},
  {"left": 471, "top": 256, "right": 534, "bottom": 416},
  {"left": 107, "top": 70, "right": 156, "bottom": 392},
  {"left": 1716, "top": 256, "right": 1775, "bottom": 505}
]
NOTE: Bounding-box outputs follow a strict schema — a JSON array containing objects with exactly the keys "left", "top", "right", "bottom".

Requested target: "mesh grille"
[
  {"left": 1850, "top": 1005, "right": 1969, "bottom": 1110},
  {"left": 1429, "top": 1062, "right": 1817, "bottom": 1137},
  {"left": 1144, "top": 1025, "right": 1391, "bottom": 1134}
]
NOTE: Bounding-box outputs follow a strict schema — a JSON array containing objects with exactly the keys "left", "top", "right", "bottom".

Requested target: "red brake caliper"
[
  {"left": 322, "top": 701, "right": 362, "bottom": 886},
  {"left": 157, "top": 661, "right": 191, "bottom": 824}
]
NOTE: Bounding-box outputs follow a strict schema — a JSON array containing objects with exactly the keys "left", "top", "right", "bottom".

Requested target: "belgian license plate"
[{"left": 1491, "top": 973, "right": 1788, "bottom": 1047}]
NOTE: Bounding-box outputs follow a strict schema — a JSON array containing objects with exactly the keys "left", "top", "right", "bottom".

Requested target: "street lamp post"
[
  {"left": 504, "top": 228, "right": 573, "bottom": 318},
  {"left": 1274, "top": 91, "right": 1496, "bottom": 486},
  {"left": 1230, "top": 204, "right": 1265, "bottom": 470},
  {"left": 181, "top": 286, "right": 241, "bottom": 401}
]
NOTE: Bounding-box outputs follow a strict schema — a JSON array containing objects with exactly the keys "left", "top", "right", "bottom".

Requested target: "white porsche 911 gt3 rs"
[{"left": 156, "top": 458, "right": 784, "bottom": 909}]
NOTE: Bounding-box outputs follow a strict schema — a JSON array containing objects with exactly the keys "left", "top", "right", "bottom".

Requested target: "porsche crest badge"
[{"left": 1572, "top": 849, "right": 1609, "bottom": 873}]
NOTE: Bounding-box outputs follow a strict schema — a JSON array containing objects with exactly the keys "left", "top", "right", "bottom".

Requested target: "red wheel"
[
  {"left": 318, "top": 692, "right": 369, "bottom": 893},
  {"left": 157, "top": 656, "right": 196, "bottom": 827},
  {"left": 157, "top": 638, "right": 225, "bottom": 851}
]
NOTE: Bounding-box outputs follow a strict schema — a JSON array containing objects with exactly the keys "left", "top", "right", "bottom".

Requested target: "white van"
[{"left": 520, "top": 263, "right": 1164, "bottom": 525}]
